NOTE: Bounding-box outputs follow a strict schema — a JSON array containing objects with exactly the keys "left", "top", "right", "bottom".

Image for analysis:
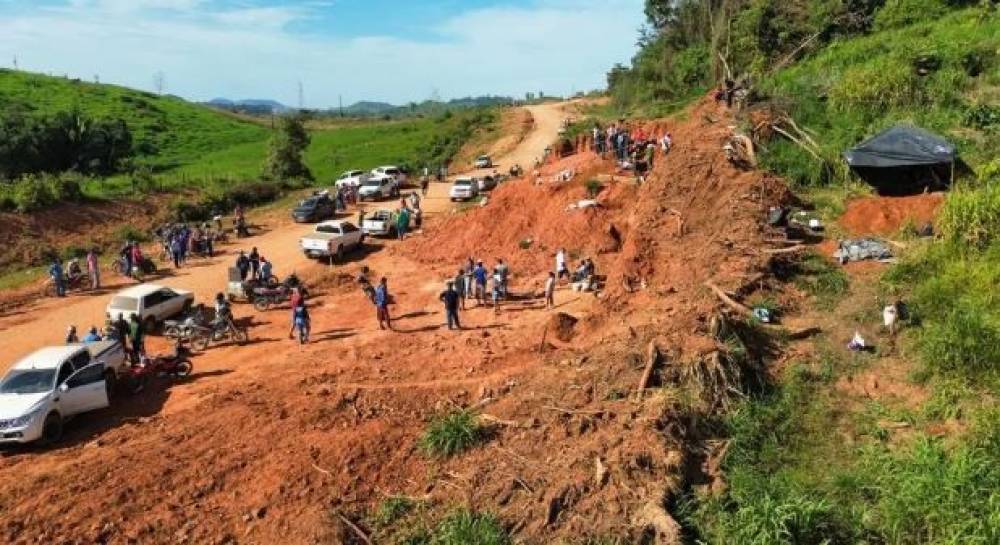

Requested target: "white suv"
[
  {"left": 358, "top": 174, "right": 400, "bottom": 201},
  {"left": 371, "top": 165, "right": 408, "bottom": 184},
  {"left": 105, "top": 284, "right": 194, "bottom": 331},
  {"left": 449, "top": 177, "right": 479, "bottom": 201},
  {"left": 335, "top": 170, "right": 370, "bottom": 188}
]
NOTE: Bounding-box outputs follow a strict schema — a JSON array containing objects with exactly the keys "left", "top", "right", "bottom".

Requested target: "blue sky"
[{"left": 0, "top": 0, "right": 645, "bottom": 107}]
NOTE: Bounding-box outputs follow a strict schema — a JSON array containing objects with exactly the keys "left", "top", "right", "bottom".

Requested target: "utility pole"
[
  {"left": 339, "top": 94, "right": 343, "bottom": 117},
  {"left": 297, "top": 80, "right": 304, "bottom": 110},
  {"left": 12, "top": 55, "right": 18, "bottom": 70}
]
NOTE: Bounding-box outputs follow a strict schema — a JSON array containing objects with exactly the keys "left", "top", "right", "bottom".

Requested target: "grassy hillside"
[
  {"left": 0, "top": 69, "right": 268, "bottom": 172},
  {"left": 611, "top": 2, "right": 1000, "bottom": 543},
  {"left": 759, "top": 7, "right": 1000, "bottom": 187},
  {"left": 1, "top": 70, "right": 497, "bottom": 200}
]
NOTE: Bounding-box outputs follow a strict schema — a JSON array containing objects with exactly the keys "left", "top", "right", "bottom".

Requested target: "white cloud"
[{"left": 0, "top": 0, "right": 644, "bottom": 106}]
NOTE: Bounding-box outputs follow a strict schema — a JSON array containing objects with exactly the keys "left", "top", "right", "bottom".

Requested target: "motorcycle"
[
  {"left": 111, "top": 256, "right": 157, "bottom": 277},
  {"left": 41, "top": 272, "right": 90, "bottom": 297},
  {"left": 235, "top": 217, "right": 252, "bottom": 238},
  {"left": 190, "top": 316, "right": 249, "bottom": 350},
  {"left": 251, "top": 274, "right": 307, "bottom": 311},
  {"left": 125, "top": 342, "right": 194, "bottom": 394},
  {"left": 163, "top": 306, "right": 209, "bottom": 342}
]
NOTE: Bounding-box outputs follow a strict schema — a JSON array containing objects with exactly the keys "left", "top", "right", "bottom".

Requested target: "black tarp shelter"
[{"left": 843, "top": 126, "right": 955, "bottom": 196}]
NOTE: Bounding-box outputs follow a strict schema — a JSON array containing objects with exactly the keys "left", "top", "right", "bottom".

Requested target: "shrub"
[
  {"left": 10, "top": 174, "right": 56, "bottom": 212},
  {"left": 419, "top": 410, "right": 486, "bottom": 457},
  {"left": 874, "top": 0, "right": 951, "bottom": 30},
  {"left": 372, "top": 496, "right": 417, "bottom": 527},
  {"left": 585, "top": 179, "right": 603, "bottom": 198},
  {"left": 938, "top": 182, "right": 1000, "bottom": 247},
  {"left": 114, "top": 224, "right": 150, "bottom": 243},
  {"left": 431, "top": 510, "right": 508, "bottom": 545}
]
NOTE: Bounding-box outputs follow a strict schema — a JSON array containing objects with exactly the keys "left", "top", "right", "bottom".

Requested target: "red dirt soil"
[
  {"left": 839, "top": 193, "right": 945, "bottom": 236},
  {"left": 0, "top": 96, "right": 799, "bottom": 545}
]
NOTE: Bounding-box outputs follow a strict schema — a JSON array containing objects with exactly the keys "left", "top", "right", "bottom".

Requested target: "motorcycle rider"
[
  {"left": 214, "top": 293, "right": 234, "bottom": 328},
  {"left": 66, "top": 258, "right": 83, "bottom": 285}
]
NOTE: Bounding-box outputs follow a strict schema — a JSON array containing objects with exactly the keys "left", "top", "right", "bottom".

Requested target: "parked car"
[
  {"left": 362, "top": 209, "right": 407, "bottom": 237},
  {"left": 449, "top": 177, "right": 479, "bottom": 201},
  {"left": 0, "top": 342, "right": 128, "bottom": 444},
  {"left": 358, "top": 174, "right": 400, "bottom": 201},
  {"left": 105, "top": 284, "right": 194, "bottom": 332},
  {"left": 300, "top": 220, "right": 366, "bottom": 261},
  {"left": 474, "top": 155, "right": 493, "bottom": 169},
  {"left": 292, "top": 193, "right": 336, "bottom": 223},
  {"left": 371, "top": 165, "right": 407, "bottom": 184},
  {"left": 335, "top": 170, "right": 370, "bottom": 188}
]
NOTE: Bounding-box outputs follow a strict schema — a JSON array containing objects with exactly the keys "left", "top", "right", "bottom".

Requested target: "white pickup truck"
[
  {"left": 358, "top": 174, "right": 400, "bottom": 201},
  {"left": 362, "top": 209, "right": 407, "bottom": 237},
  {"left": 0, "top": 342, "right": 128, "bottom": 444},
  {"left": 300, "top": 220, "right": 366, "bottom": 260}
]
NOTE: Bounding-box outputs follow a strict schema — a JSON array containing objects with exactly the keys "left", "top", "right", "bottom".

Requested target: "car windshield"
[
  {"left": 110, "top": 296, "right": 138, "bottom": 311},
  {"left": 361, "top": 180, "right": 381, "bottom": 187},
  {"left": 316, "top": 224, "right": 341, "bottom": 234},
  {"left": 455, "top": 180, "right": 472, "bottom": 186},
  {"left": 385, "top": 169, "right": 399, "bottom": 175},
  {"left": 0, "top": 369, "right": 55, "bottom": 394},
  {"left": 299, "top": 198, "right": 318, "bottom": 207}
]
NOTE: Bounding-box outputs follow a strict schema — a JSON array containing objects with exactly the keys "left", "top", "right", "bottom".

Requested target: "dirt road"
[{"left": 419, "top": 101, "right": 570, "bottom": 215}]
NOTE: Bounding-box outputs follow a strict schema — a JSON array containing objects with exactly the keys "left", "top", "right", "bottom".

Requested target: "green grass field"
[{"left": 0, "top": 69, "right": 268, "bottom": 172}]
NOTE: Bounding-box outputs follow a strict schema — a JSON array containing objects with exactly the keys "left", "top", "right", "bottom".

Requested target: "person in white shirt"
[
  {"left": 555, "top": 248, "right": 569, "bottom": 281},
  {"left": 661, "top": 132, "right": 672, "bottom": 153}
]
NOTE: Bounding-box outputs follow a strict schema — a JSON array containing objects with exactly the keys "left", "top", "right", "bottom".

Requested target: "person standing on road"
[
  {"left": 130, "top": 243, "right": 145, "bottom": 279},
  {"left": 491, "top": 268, "right": 503, "bottom": 314},
  {"left": 65, "top": 325, "right": 78, "bottom": 344},
  {"left": 236, "top": 251, "right": 250, "bottom": 281},
  {"left": 544, "top": 271, "right": 556, "bottom": 309},
  {"left": 49, "top": 258, "right": 65, "bottom": 297},
  {"left": 473, "top": 261, "right": 488, "bottom": 306},
  {"left": 555, "top": 248, "right": 569, "bottom": 282},
  {"left": 374, "top": 277, "right": 392, "bottom": 331},
  {"left": 289, "top": 301, "right": 311, "bottom": 344},
  {"left": 86, "top": 249, "right": 100, "bottom": 290},
  {"left": 259, "top": 257, "right": 273, "bottom": 284},
  {"left": 120, "top": 242, "right": 133, "bottom": 279},
  {"left": 249, "top": 247, "right": 261, "bottom": 281},
  {"left": 496, "top": 258, "right": 510, "bottom": 299},
  {"left": 114, "top": 313, "right": 130, "bottom": 351},
  {"left": 439, "top": 280, "right": 461, "bottom": 330},
  {"left": 396, "top": 206, "right": 410, "bottom": 240},
  {"left": 170, "top": 234, "right": 184, "bottom": 268},
  {"left": 453, "top": 268, "right": 468, "bottom": 311},
  {"left": 129, "top": 314, "right": 145, "bottom": 357},
  {"left": 421, "top": 175, "right": 429, "bottom": 197}
]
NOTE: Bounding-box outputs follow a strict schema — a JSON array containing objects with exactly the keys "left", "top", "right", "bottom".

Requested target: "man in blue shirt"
[
  {"left": 49, "top": 258, "right": 65, "bottom": 297},
  {"left": 374, "top": 277, "right": 392, "bottom": 330},
  {"left": 472, "top": 261, "right": 487, "bottom": 306},
  {"left": 82, "top": 326, "right": 102, "bottom": 343}
]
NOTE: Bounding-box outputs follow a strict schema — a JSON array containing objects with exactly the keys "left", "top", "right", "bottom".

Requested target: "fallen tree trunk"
[{"left": 635, "top": 341, "right": 661, "bottom": 400}]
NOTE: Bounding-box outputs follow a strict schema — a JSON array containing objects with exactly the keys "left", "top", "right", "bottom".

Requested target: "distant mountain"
[
  {"left": 341, "top": 101, "right": 396, "bottom": 116},
  {"left": 205, "top": 98, "right": 290, "bottom": 114},
  {"left": 328, "top": 95, "right": 515, "bottom": 119}
]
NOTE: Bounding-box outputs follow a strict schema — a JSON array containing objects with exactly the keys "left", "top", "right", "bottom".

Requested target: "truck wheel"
[
  {"left": 39, "top": 413, "right": 63, "bottom": 445},
  {"left": 104, "top": 370, "right": 118, "bottom": 400},
  {"left": 253, "top": 297, "right": 270, "bottom": 312},
  {"left": 335, "top": 245, "right": 345, "bottom": 262},
  {"left": 144, "top": 316, "right": 158, "bottom": 335}
]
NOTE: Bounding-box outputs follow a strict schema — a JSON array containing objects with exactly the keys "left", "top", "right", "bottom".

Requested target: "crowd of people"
[{"left": 156, "top": 222, "right": 221, "bottom": 268}]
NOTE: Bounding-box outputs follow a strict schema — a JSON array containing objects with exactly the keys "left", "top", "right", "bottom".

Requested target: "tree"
[{"left": 262, "top": 114, "right": 312, "bottom": 182}]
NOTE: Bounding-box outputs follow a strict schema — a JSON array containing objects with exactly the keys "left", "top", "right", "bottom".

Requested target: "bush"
[
  {"left": 431, "top": 510, "right": 508, "bottom": 545},
  {"left": 10, "top": 174, "right": 56, "bottom": 212},
  {"left": 114, "top": 224, "right": 150, "bottom": 243},
  {"left": 938, "top": 182, "right": 1000, "bottom": 247},
  {"left": 419, "top": 410, "right": 486, "bottom": 457},
  {"left": 874, "top": 0, "right": 951, "bottom": 30},
  {"left": 585, "top": 179, "right": 603, "bottom": 198},
  {"left": 372, "top": 496, "right": 417, "bottom": 528}
]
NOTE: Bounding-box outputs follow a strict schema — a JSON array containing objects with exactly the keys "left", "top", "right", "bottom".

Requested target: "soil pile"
[{"left": 839, "top": 193, "right": 944, "bottom": 236}]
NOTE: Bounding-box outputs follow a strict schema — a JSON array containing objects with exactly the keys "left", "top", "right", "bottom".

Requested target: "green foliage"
[
  {"left": 874, "top": 0, "right": 952, "bottom": 30},
  {"left": 938, "top": 181, "right": 1000, "bottom": 247},
  {"left": 419, "top": 410, "right": 487, "bottom": 457},
  {"left": 0, "top": 172, "right": 87, "bottom": 212},
  {"left": 791, "top": 253, "right": 850, "bottom": 308},
  {"left": 431, "top": 510, "right": 509, "bottom": 545},
  {"left": 263, "top": 114, "right": 313, "bottom": 181},
  {"left": 585, "top": 179, "right": 603, "bottom": 198},
  {"left": 113, "top": 224, "right": 150, "bottom": 243},
  {"left": 373, "top": 496, "right": 419, "bottom": 528}
]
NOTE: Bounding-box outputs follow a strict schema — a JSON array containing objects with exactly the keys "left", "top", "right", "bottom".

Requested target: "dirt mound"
[{"left": 839, "top": 193, "right": 944, "bottom": 236}]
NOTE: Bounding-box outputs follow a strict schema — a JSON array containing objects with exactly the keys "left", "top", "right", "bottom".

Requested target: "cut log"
[
  {"left": 635, "top": 341, "right": 661, "bottom": 400},
  {"left": 704, "top": 281, "right": 753, "bottom": 316},
  {"left": 763, "top": 244, "right": 807, "bottom": 255}
]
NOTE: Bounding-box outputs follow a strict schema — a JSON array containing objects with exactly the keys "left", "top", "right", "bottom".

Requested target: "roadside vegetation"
[{"left": 610, "top": 1, "right": 1000, "bottom": 543}]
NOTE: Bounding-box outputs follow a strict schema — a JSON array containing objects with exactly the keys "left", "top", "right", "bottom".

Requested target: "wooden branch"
[
  {"left": 771, "top": 126, "right": 823, "bottom": 161},
  {"left": 635, "top": 341, "right": 660, "bottom": 400},
  {"left": 782, "top": 116, "right": 821, "bottom": 150},
  {"left": 717, "top": 51, "right": 733, "bottom": 82},
  {"left": 763, "top": 244, "right": 807, "bottom": 255},
  {"left": 785, "top": 327, "right": 822, "bottom": 340},
  {"left": 336, "top": 512, "right": 372, "bottom": 545},
  {"left": 479, "top": 413, "right": 522, "bottom": 428},
  {"left": 538, "top": 325, "right": 548, "bottom": 353},
  {"left": 311, "top": 463, "right": 333, "bottom": 477},
  {"left": 705, "top": 281, "right": 753, "bottom": 316},
  {"left": 771, "top": 29, "right": 824, "bottom": 73},
  {"left": 543, "top": 405, "right": 605, "bottom": 416}
]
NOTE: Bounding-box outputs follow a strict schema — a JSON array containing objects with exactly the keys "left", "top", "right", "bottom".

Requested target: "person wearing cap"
[
  {"left": 82, "top": 326, "right": 102, "bottom": 344},
  {"left": 439, "top": 280, "right": 461, "bottom": 330},
  {"left": 65, "top": 325, "right": 79, "bottom": 344}
]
